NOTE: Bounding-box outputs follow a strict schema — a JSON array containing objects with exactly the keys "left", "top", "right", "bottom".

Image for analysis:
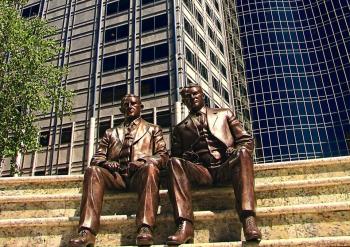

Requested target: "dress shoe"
[
  {"left": 242, "top": 216, "right": 262, "bottom": 241},
  {"left": 69, "top": 229, "right": 96, "bottom": 247},
  {"left": 136, "top": 225, "right": 153, "bottom": 246},
  {"left": 166, "top": 220, "right": 194, "bottom": 245}
]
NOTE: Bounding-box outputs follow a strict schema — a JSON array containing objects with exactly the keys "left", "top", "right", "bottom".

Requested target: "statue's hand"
[{"left": 101, "top": 161, "right": 121, "bottom": 173}]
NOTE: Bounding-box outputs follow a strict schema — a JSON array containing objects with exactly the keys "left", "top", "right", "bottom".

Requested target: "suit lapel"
[
  {"left": 184, "top": 115, "right": 199, "bottom": 136},
  {"left": 207, "top": 108, "right": 219, "bottom": 130},
  {"left": 116, "top": 124, "right": 124, "bottom": 143},
  {"left": 133, "top": 119, "right": 150, "bottom": 144}
]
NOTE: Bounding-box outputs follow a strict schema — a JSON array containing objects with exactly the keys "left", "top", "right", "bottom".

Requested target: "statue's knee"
[
  {"left": 144, "top": 162, "right": 159, "bottom": 175},
  {"left": 238, "top": 148, "right": 250, "bottom": 159},
  {"left": 170, "top": 157, "right": 181, "bottom": 166}
]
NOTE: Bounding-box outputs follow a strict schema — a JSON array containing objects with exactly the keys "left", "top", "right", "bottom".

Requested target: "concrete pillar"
[{"left": 87, "top": 117, "right": 95, "bottom": 167}]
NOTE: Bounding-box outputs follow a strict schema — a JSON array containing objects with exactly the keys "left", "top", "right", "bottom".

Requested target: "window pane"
[
  {"left": 39, "top": 131, "right": 50, "bottom": 146},
  {"left": 142, "top": 17, "right": 154, "bottom": 33},
  {"left": 106, "top": 2, "right": 118, "bottom": 16},
  {"left": 157, "top": 110, "right": 171, "bottom": 128},
  {"left": 22, "top": 7, "right": 31, "bottom": 18},
  {"left": 117, "top": 24, "right": 129, "bottom": 39},
  {"left": 155, "top": 75, "right": 170, "bottom": 92},
  {"left": 118, "top": 0, "right": 129, "bottom": 11},
  {"left": 115, "top": 53, "right": 128, "bottom": 69},
  {"left": 141, "top": 78, "right": 155, "bottom": 95},
  {"left": 142, "top": 113, "right": 154, "bottom": 123},
  {"left": 155, "top": 43, "right": 168, "bottom": 59},
  {"left": 142, "top": 0, "right": 153, "bottom": 5},
  {"left": 99, "top": 121, "right": 110, "bottom": 138},
  {"left": 103, "top": 56, "right": 115, "bottom": 72},
  {"left": 61, "top": 127, "right": 72, "bottom": 144},
  {"left": 101, "top": 87, "right": 114, "bottom": 104},
  {"left": 114, "top": 84, "right": 127, "bottom": 102},
  {"left": 141, "top": 46, "right": 155, "bottom": 63},
  {"left": 104, "top": 28, "right": 117, "bottom": 43},
  {"left": 31, "top": 4, "right": 39, "bottom": 16},
  {"left": 155, "top": 14, "right": 168, "bottom": 29}
]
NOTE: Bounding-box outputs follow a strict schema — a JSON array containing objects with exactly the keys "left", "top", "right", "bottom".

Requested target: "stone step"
[
  {"left": 1, "top": 176, "right": 349, "bottom": 219},
  {"left": 254, "top": 156, "right": 350, "bottom": 182},
  {"left": 1, "top": 156, "right": 349, "bottom": 196},
  {"left": 0, "top": 202, "right": 349, "bottom": 246},
  {"left": 125, "top": 236, "right": 350, "bottom": 247}
]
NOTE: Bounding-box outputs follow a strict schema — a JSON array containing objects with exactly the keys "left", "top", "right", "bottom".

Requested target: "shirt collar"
[
  {"left": 190, "top": 106, "right": 207, "bottom": 116},
  {"left": 124, "top": 117, "right": 141, "bottom": 128}
]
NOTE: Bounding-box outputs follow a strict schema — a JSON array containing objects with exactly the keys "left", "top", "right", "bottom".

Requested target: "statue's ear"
[{"left": 140, "top": 103, "right": 144, "bottom": 109}]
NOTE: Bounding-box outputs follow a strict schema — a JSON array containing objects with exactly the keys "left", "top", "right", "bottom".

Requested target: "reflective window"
[
  {"left": 104, "top": 24, "right": 129, "bottom": 43},
  {"left": 142, "top": 13, "right": 168, "bottom": 33},
  {"left": 39, "top": 131, "right": 50, "bottom": 147},
  {"left": 22, "top": 4, "right": 40, "bottom": 18},
  {"left": 107, "top": 0, "right": 129, "bottom": 16},
  {"left": 141, "top": 43, "right": 168, "bottom": 63},
  {"left": 141, "top": 75, "right": 170, "bottom": 96},
  {"left": 102, "top": 53, "right": 128, "bottom": 72},
  {"left": 101, "top": 84, "right": 127, "bottom": 104},
  {"left": 98, "top": 121, "right": 110, "bottom": 138},
  {"left": 60, "top": 127, "right": 72, "bottom": 144},
  {"left": 157, "top": 110, "right": 171, "bottom": 128}
]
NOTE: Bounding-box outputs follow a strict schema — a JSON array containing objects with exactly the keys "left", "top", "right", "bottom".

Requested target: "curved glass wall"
[{"left": 237, "top": 0, "right": 350, "bottom": 162}]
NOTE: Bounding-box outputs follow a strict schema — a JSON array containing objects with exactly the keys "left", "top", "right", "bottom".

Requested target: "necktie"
[{"left": 119, "top": 125, "right": 133, "bottom": 168}]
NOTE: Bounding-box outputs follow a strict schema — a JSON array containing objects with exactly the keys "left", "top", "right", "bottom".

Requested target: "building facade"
[
  {"left": 1, "top": 0, "right": 246, "bottom": 176},
  {"left": 237, "top": 0, "right": 350, "bottom": 163}
]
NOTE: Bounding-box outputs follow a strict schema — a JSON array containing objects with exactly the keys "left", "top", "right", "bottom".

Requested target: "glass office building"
[{"left": 237, "top": 0, "right": 350, "bottom": 163}]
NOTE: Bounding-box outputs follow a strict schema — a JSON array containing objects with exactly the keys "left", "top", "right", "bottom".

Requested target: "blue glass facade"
[{"left": 237, "top": 0, "right": 350, "bottom": 162}]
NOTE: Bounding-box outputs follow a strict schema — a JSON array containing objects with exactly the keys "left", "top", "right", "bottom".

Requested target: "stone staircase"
[{"left": 0, "top": 156, "right": 350, "bottom": 246}]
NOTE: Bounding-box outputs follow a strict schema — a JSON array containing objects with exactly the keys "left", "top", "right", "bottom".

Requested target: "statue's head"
[
  {"left": 120, "top": 94, "right": 144, "bottom": 120},
  {"left": 180, "top": 83, "right": 205, "bottom": 112}
]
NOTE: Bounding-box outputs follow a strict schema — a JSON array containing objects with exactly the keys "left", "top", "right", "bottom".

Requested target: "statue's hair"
[
  {"left": 180, "top": 83, "right": 203, "bottom": 97},
  {"left": 120, "top": 94, "right": 141, "bottom": 105}
]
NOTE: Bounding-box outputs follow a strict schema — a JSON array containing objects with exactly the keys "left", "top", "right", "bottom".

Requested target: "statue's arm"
[
  {"left": 90, "top": 129, "right": 111, "bottom": 166},
  {"left": 170, "top": 126, "right": 183, "bottom": 158},
  {"left": 227, "top": 109, "right": 254, "bottom": 156},
  {"left": 137, "top": 125, "right": 169, "bottom": 169}
]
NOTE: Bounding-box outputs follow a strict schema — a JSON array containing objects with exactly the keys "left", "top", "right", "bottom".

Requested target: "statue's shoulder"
[
  {"left": 175, "top": 115, "right": 191, "bottom": 129},
  {"left": 208, "top": 107, "right": 233, "bottom": 115},
  {"left": 140, "top": 118, "right": 160, "bottom": 130}
]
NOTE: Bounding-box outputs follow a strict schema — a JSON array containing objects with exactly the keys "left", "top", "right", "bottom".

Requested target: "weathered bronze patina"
[
  {"left": 69, "top": 94, "right": 169, "bottom": 247},
  {"left": 166, "top": 84, "right": 261, "bottom": 244}
]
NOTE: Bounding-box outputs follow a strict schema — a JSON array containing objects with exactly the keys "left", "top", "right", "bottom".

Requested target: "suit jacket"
[
  {"left": 91, "top": 118, "right": 169, "bottom": 169},
  {"left": 171, "top": 107, "right": 254, "bottom": 158}
]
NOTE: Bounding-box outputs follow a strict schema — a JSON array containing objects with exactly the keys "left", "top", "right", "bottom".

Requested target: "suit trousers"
[
  {"left": 167, "top": 148, "right": 256, "bottom": 223},
  {"left": 79, "top": 163, "right": 160, "bottom": 234}
]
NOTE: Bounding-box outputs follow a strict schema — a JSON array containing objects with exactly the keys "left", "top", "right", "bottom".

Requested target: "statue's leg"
[
  {"left": 218, "top": 148, "right": 261, "bottom": 241},
  {"left": 167, "top": 157, "right": 212, "bottom": 223},
  {"left": 79, "top": 166, "right": 126, "bottom": 234},
  {"left": 129, "top": 162, "right": 160, "bottom": 228}
]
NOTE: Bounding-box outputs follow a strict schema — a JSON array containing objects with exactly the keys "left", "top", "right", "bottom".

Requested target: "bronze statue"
[
  {"left": 69, "top": 94, "right": 169, "bottom": 247},
  {"left": 166, "top": 84, "right": 261, "bottom": 244}
]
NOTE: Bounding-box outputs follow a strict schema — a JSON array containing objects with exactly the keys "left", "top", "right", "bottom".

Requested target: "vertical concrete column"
[
  {"left": 31, "top": 151, "right": 37, "bottom": 176},
  {"left": 87, "top": 117, "right": 96, "bottom": 167},
  {"left": 68, "top": 122, "right": 75, "bottom": 175},
  {"left": 175, "top": 101, "right": 182, "bottom": 124},
  {"left": 153, "top": 107, "right": 157, "bottom": 124}
]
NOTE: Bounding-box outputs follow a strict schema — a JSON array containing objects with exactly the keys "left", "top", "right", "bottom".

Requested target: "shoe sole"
[
  {"left": 166, "top": 237, "right": 194, "bottom": 245},
  {"left": 136, "top": 239, "right": 154, "bottom": 246}
]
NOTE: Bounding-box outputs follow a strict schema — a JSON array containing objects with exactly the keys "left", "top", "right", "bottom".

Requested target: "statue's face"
[
  {"left": 121, "top": 96, "right": 142, "bottom": 119},
  {"left": 182, "top": 86, "right": 205, "bottom": 112}
]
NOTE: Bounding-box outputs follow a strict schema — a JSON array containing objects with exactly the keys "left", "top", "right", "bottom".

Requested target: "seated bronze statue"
[
  {"left": 166, "top": 83, "right": 262, "bottom": 244},
  {"left": 69, "top": 94, "right": 169, "bottom": 247}
]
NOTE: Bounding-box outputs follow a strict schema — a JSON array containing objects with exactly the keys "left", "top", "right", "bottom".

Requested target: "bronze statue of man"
[
  {"left": 69, "top": 94, "right": 169, "bottom": 247},
  {"left": 166, "top": 84, "right": 261, "bottom": 245}
]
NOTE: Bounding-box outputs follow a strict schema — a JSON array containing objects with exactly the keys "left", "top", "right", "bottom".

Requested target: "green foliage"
[{"left": 0, "top": 0, "right": 73, "bottom": 163}]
